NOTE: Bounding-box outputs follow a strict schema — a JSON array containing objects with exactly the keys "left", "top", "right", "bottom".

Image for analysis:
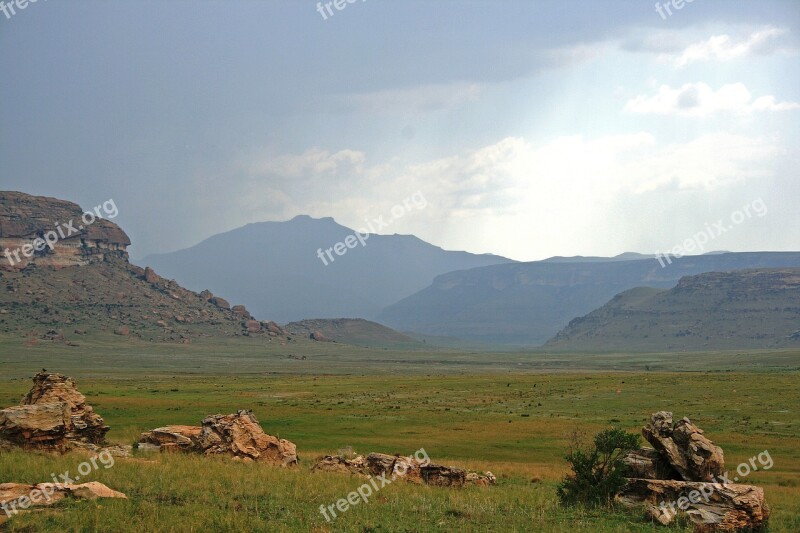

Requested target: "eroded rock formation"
[
  {"left": 137, "top": 410, "right": 297, "bottom": 466},
  {"left": 642, "top": 411, "right": 725, "bottom": 482},
  {"left": 618, "top": 412, "right": 769, "bottom": 532},
  {"left": 0, "top": 192, "right": 129, "bottom": 271},
  {"left": 0, "top": 372, "right": 109, "bottom": 451},
  {"left": 618, "top": 479, "right": 769, "bottom": 532},
  {"left": 312, "top": 452, "right": 495, "bottom": 487}
]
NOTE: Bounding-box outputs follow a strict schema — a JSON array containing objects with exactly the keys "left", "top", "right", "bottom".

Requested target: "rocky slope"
[
  {"left": 545, "top": 269, "right": 800, "bottom": 351},
  {"left": 0, "top": 192, "right": 287, "bottom": 343}
]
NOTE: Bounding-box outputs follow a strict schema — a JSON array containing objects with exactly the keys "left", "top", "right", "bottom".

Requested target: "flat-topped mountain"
[
  {"left": 142, "top": 215, "right": 513, "bottom": 323},
  {"left": 545, "top": 269, "right": 800, "bottom": 351},
  {"left": 378, "top": 252, "right": 800, "bottom": 346},
  {"left": 0, "top": 192, "right": 129, "bottom": 270},
  {"left": 0, "top": 192, "right": 286, "bottom": 344}
]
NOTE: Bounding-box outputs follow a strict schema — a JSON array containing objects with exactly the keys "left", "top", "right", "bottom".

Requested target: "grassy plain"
[{"left": 0, "top": 335, "right": 798, "bottom": 531}]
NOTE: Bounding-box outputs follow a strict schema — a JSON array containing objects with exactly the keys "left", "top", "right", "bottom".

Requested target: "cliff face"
[{"left": 0, "top": 191, "right": 130, "bottom": 271}]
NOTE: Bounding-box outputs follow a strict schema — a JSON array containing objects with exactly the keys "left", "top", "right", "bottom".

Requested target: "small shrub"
[{"left": 557, "top": 427, "right": 639, "bottom": 506}]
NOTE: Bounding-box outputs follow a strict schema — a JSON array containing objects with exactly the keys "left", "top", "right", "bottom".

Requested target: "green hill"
[
  {"left": 545, "top": 269, "right": 800, "bottom": 352},
  {"left": 284, "top": 318, "right": 423, "bottom": 349}
]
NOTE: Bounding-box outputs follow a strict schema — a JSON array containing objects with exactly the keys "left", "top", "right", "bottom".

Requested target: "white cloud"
[
  {"left": 624, "top": 82, "right": 800, "bottom": 117},
  {"left": 229, "top": 130, "right": 784, "bottom": 260},
  {"left": 673, "top": 27, "right": 788, "bottom": 67}
]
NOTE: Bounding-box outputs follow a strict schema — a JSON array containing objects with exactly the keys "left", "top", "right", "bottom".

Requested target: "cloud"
[
  {"left": 673, "top": 27, "right": 788, "bottom": 67},
  {"left": 624, "top": 82, "right": 800, "bottom": 116}
]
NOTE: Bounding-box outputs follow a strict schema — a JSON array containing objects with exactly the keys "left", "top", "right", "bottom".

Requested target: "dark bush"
[{"left": 557, "top": 427, "right": 639, "bottom": 506}]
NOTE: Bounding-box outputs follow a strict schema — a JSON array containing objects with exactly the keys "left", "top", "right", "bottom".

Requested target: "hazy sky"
[{"left": 2, "top": 0, "right": 798, "bottom": 261}]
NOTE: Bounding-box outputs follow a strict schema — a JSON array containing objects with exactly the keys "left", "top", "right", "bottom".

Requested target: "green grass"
[{"left": 1, "top": 338, "right": 799, "bottom": 531}]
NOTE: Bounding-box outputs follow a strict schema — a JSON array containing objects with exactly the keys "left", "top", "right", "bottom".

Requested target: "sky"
[{"left": 1, "top": 0, "right": 798, "bottom": 261}]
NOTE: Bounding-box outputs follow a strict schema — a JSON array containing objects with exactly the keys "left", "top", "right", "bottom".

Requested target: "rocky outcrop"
[
  {"left": 198, "top": 411, "right": 297, "bottom": 465},
  {"left": 0, "top": 191, "right": 129, "bottom": 271},
  {"left": 0, "top": 481, "right": 126, "bottom": 524},
  {"left": 0, "top": 372, "right": 109, "bottom": 450},
  {"left": 618, "top": 412, "right": 768, "bottom": 532},
  {"left": 137, "top": 410, "right": 297, "bottom": 466},
  {"left": 618, "top": 479, "right": 769, "bottom": 532},
  {"left": 642, "top": 412, "right": 724, "bottom": 482},
  {"left": 312, "top": 452, "right": 495, "bottom": 487}
]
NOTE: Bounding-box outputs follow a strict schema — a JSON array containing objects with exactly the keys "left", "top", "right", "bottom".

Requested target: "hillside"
[
  {"left": 0, "top": 192, "right": 288, "bottom": 344},
  {"left": 545, "top": 269, "right": 800, "bottom": 351},
  {"left": 284, "top": 318, "right": 422, "bottom": 348},
  {"left": 377, "top": 252, "right": 800, "bottom": 346},
  {"left": 142, "top": 215, "right": 513, "bottom": 322}
]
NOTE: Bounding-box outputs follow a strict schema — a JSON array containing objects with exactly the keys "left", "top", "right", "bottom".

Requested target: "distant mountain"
[
  {"left": 545, "top": 269, "right": 800, "bottom": 351},
  {"left": 540, "top": 252, "right": 655, "bottom": 263},
  {"left": 142, "top": 216, "right": 513, "bottom": 323},
  {"left": 285, "top": 318, "right": 422, "bottom": 349},
  {"left": 377, "top": 252, "right": 800, "bottom": 346}
]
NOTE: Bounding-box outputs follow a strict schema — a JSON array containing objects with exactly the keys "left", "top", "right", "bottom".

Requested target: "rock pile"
[
  {"left": 312, "top": 452, "right": 496, "bottom": 487},
  {"left": 0, "top": 372, "right": 109, "bottom": 451},
  {"left": 618, "top": 412, "right": 769, "bottom": 532},
  {"left": 137, "top": 410, "right": 297, "bottom": 466}
]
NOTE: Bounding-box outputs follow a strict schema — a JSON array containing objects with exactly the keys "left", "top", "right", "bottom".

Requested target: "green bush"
[{"left": 557, "top": 427, "right": 639, "bottom": 506}]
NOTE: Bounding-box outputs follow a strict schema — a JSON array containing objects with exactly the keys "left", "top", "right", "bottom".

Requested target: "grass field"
[{"left": 1, "top": 336, "right": 798, "bottom": 531}]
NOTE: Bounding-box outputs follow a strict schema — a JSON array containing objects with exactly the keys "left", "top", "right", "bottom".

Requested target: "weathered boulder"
[
  {"left": 643, "top": 412, "right": 724, "bottom": 482},
  {"left": 244, "top": 320, "right": 261, "bottom": 334},
  {"left": 198, "top": 410, "right": 297, "bottom": 465},
  {"left": 137, "top": 425, "right": 201, "bottom": 452},
  {"left": 209, "top": 296, "right": 230, "bottom": 310},
  {"left": 618, "top": 478, "right": 769, "bottom": 532},
  {"left": 312, "top": 454, "right": 369, "bottom": 475},
  {"left": 0, "top": 372, "right": 109, "bottom": 450},
  {"left": 312, "top": 452, "right": 495, "bottom": 487},
  {"left": 232, "top": 305, "right": 252, "bottom": 319},
  {"left": 309, "top": 331, "right": 333, "bottom": 342},
  {"left": 0, "top": 481, "right": 126, "bottom": 517}
]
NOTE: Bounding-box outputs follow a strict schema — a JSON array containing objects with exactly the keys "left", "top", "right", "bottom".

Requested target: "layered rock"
[
  {"left": 0, "top": 372, "right": 109, "bottom": 450},
  {"left": 0, "top": 481, "right": 126, "bottom": 524},
  {"left": 136, "top": 425, "right": 202, "bottom": 453},
  {"left": 0, "top": 191, "right": 129, "bottom": 271},
  {"left": 618, "top": 412, "right": 768, "bottom": 532},
  {"left": 312, "top": 452, "right": 495, "bottom": 487},
  {"left": 642, "top": 411, "right": 724, "bottom": 482},
  {"left": 618, "top": 479, "right": 769, "bottom": 532},
  {"left": 198, "top": 410, "right": 297, "bottom": 465},
  {"left": 137, "top": 410, "right": 297, "bottom": 466}
]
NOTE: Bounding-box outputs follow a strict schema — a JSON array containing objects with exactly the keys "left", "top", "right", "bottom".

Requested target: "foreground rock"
[
  {"left": 642, "top": 411, "right": 725, "bottom": 482},
  {"left": 312, "top": 452, "right": 495, "bottom": 487},
  {"left": 618, "top": 479, "right": 769, "bottom": 532},
  {"left": 0, "top": 481, "right": 126, "bottom": 523},
  {"left": 618, "top": 412, "right": 768, "bottom": 532},
  {"left": 137, "top": 410, "right": 297, "bottom": 466},
  {"left": 0, "top": 372, "right": 109, "bottom": 451}
]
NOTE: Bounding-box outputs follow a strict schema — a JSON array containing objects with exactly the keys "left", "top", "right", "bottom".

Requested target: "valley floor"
[{"left": 0, "top": 338, "right": 798, "bottom": 531}]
